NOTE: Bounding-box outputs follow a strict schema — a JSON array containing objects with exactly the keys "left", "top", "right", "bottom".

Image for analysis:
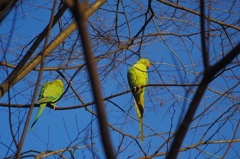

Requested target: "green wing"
[
  {"left": 127, "top": 59, "right": 150, "bottom": 142},
  {"left": 30, "top": 79, "right": 64, "bottom": 132}
]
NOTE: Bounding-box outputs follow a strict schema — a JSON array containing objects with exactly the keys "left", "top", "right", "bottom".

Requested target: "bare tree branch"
[
  {"left": 65, "top": 0, "right": 114, "bottom": 159},
  {"left": 0, "top": 4, "right": 68, "bottom": 98},
  {"left": 0, "top": 0, "right": 18, "bottom": 23},
  {"left": 0, "top": 0, "right": 107, "bottom": 98},
  {"left": 166, "top": 42, "right": 240, "bottom": 158},
  {"left": 156, "top": 0, "right": 240, "bottom": 31},
  {"left": 140, "top": 139, "right": 240, "bottom": 159},
  {"left": 200, "top": 0, "right": 209, "bottom": 70}
]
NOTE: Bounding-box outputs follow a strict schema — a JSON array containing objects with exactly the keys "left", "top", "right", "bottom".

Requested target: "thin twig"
[
  {"left": 0, "top": 4, "right": 68, "bottom": 98},
  {"left": 166, "top": 42, "right": 240, "bottom": 158},
  {"left": 65, "top": 0, "right": 115, "bottom": 158},
  {"left": 200, "top": 0, "right": 209, "bottom": 70},
  {"left": 15, "top": 1, "right": 58, "bottom": 158},
  {"left": 221, "top": 120, "right": 240, "bottom": 158}
]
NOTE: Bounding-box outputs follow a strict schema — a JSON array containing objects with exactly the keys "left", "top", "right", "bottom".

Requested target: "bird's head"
[
  {"left": 137, "top": 58, "right": 150, "bottom": 69},
  {"left": 55, "top": 79, "right": 64, "bottom": 87}
]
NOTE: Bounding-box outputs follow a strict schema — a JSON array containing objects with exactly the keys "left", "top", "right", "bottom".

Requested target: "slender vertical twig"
[
  {"left": 200, "top": 0, "right": 209, "bottom": 71},
  {"left": 221, "top": 120, "right": 240, "bottom": 158},
  {"left": 0, "top": 4, "right": 68, "bottom": 98},
  {"left": 166, "top": 42, "right": 240, "bottom": 159},
  {"left": 15, "top": 0, "right": 58, "bottom": 158},
  {"left": 65, "top": 0, "right": 115, "bottom": 158}
]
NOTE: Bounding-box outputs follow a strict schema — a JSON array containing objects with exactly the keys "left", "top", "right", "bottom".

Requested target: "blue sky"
[{"left": 0, "top": 0, "right": 240, "bottom": 158}]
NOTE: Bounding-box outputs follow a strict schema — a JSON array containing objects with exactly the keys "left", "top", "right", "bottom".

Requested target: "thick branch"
[
  {"left": 0, "top": 0, "right": 107, "bottom": 98},
  {"left": 0, "top": 4, "right": 68, "bottom": 98},
  {"left": 65, "top": 0, "right": 114, "bottom": 159},
  {"left": 156, "top": 0, "right": 240, "bottom": 31},
  {"left": 166, "top": 42, "right": 240, "bottom": 158},
  {"left": 0, "top": 0, "right": 18, "bottom": 22}
]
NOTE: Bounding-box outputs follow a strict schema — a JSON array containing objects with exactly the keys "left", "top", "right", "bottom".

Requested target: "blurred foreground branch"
[{"left": 65, "top": 0, "right": 115, "bottom": 159}]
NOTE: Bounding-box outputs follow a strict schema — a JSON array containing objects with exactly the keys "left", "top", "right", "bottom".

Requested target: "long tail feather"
[
  {"left": 139, "top": 117, "right": 144, "bottom": 142},
  {"left": 134, "top": 92, "right": 145, "bottom": 142},
  {"left": 30, "top": 103, "right": 46, "bottom": 132}
]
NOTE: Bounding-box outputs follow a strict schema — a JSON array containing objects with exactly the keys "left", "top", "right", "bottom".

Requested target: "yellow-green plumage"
[
  {"left": 127, "top": 58, "right": 150, "bottom": 142},
  {"left": 30, "top": 79, "right": 64, "bottom": 132}
]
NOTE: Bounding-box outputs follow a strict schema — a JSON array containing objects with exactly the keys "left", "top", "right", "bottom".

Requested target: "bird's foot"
[
  {"left": 133, "top": 87, "right": 137, "bottom": 91},
  {"left": 52, "top": 104, "right": 57, "bottom": 110},
  {"left": 133, "top": 85, "right": 142, "bottom": 91}
]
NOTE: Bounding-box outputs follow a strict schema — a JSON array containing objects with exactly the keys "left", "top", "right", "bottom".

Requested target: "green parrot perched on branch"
[
  {"left": 30, "top": 79, "right": 64, "bottom": 132},
  {"left": 127, "top": 58, "right": 150, "bottom": 142}
]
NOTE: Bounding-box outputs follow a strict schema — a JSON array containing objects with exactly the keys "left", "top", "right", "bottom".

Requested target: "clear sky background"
[{"left": 0, "top": 0, "right": 239, "bottom": 159}]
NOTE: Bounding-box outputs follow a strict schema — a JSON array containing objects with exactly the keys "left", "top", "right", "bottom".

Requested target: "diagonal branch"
[
  {"left": 156, "top": 0, "right": 240, "bottom": 31},
  {"left": 166, "top": 42, "right": 240, "bottom": 159},
  {"left": 140, "top": 139, "right": 240, "bottom": 159},
  {"left": 16, "top": 0, "right": 58, "bottom": 158},
  {"left": 200, "top": 0, "right": 209, "bottom": 71},
  {"left": 0, "top": 0, "right": 107, "bottom": 98},
  {"left": 0, "top": 4, "right": 68, "bottom": 98},
  {"left": 0, "top": 0, "right": 19, "bottom": 23},
  {"left": 65, "top": 0, "right": 115, "bottom": 159}
]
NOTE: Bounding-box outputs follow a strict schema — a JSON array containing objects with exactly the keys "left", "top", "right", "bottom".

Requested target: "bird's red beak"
[{"left": 148, "top": 64, "right": 150, "bottom": 68}]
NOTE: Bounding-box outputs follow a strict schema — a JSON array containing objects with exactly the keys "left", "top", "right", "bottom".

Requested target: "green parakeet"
[
  {"left": 30, "top": 79, "right": 64, "bottom": 132},
  {"left": 127, "top": 58, "right": 150, "bottom": 142}
]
